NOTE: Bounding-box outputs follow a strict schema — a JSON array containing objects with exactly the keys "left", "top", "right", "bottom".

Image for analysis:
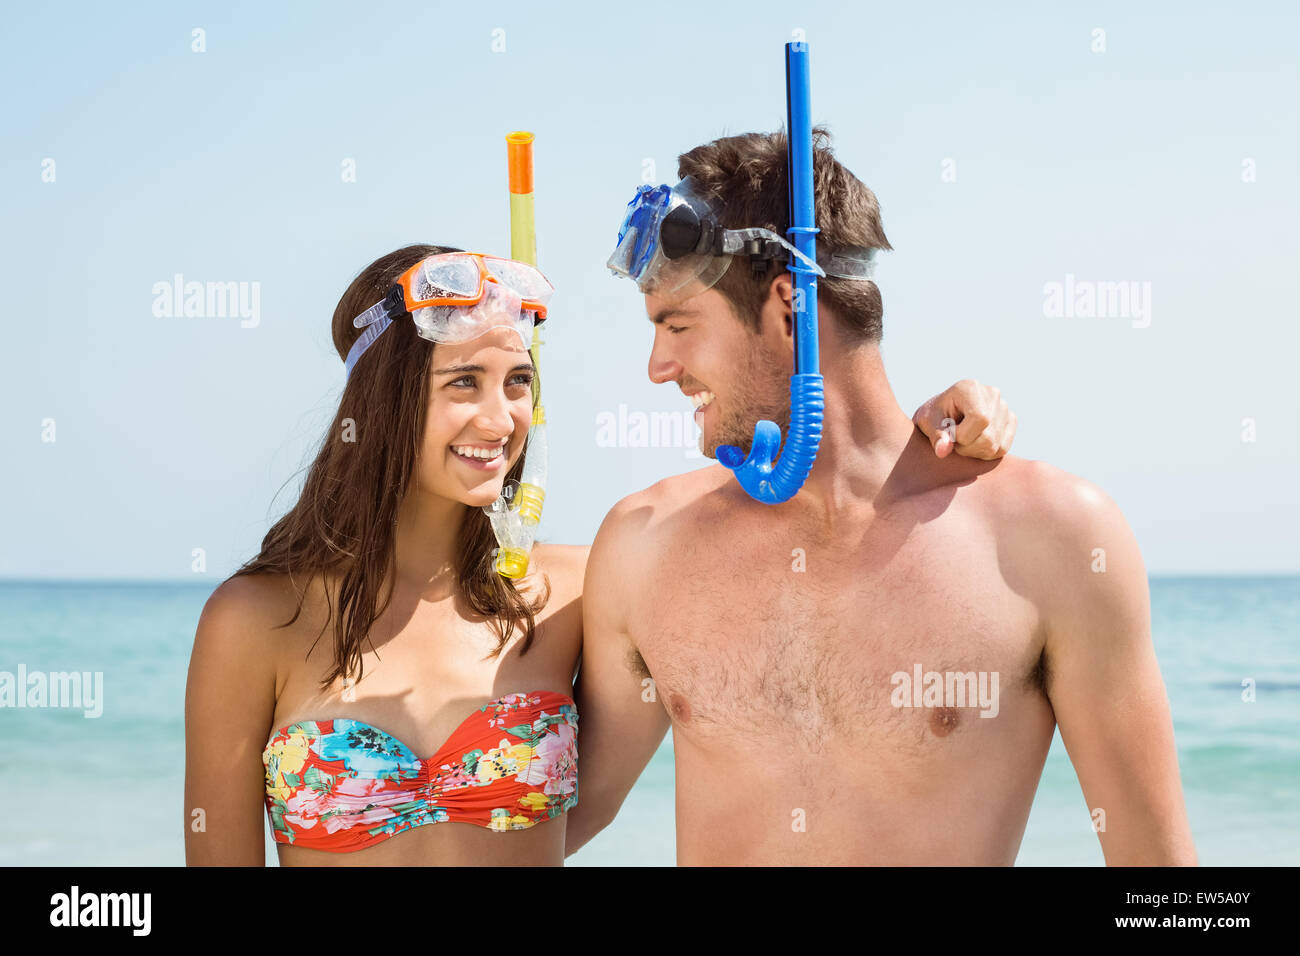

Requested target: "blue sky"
[{"left": 2, "top": 0, "right": 1297, "bottom": 577}]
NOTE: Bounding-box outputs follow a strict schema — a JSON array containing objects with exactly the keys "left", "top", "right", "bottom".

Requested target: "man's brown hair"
[{"left": 677, "top": 126, "right": 892, "bottom": 343}]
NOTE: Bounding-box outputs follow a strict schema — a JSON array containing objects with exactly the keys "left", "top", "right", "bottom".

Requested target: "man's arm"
[
  {"left": 565, "top": 495, "right": 672, "bottom": 857},
  {"left": 1029, "top": 466, "right": 1197, "bottom": 865}
]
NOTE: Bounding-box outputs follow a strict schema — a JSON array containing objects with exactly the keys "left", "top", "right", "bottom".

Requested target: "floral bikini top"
[{"left": 262, "top": 690, "right": 578, "bottom": 852}]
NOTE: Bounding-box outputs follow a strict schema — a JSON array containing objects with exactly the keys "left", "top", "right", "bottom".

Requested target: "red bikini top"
[{"left": 262, "top": 690, "right": 578, "bottom": 852}]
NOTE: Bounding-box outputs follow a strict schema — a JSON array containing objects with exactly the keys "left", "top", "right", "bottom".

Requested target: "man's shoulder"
[
  {"left": 603, "top": 465, "right": 730, "bottom": 526},
  {"left": 591, "top": 465, "right": 731, "bottom": 561},
  {"left": 974, "top": 456, "right": 1141, "bottom": 594},
  {"left": 983, "top": 456, "right": 1126, "bottom": 532}
]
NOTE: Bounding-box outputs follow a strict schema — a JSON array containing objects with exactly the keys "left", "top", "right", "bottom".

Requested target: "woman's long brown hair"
[{"left": 229, "top": 244, "right": 549, "bottom": 688}]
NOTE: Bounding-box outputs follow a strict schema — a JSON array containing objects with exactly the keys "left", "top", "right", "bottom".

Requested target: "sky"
[{"left": 2, "top": 0, "right": 1297, "bottom": 578}]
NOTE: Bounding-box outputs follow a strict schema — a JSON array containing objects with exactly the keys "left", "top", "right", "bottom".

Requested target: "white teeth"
[
  {"left": 452, "top": 443, "right": 505, "bottom": 460},
  {"left": 689, "top": 391, "right": 716, "bottom": 410}
]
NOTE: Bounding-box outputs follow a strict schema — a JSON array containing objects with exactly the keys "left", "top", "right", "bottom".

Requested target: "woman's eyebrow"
[
  {"left": 432, "top": 363, "right": 485, "bottom": 375},
  {"left": 432, "top": 362, "right": 534, "bottom": 375}
]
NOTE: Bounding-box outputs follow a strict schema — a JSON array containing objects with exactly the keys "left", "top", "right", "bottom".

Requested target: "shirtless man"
[{"left": 565, "top": 130, "right": 1196, "bottom": 865}]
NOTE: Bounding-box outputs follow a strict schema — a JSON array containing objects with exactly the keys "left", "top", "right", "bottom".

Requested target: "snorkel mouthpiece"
[
  {"left": 716, "top": 374, "right": 825, "bottom": 502},
  {"left": 485, "top": 480, "right": 543, "bottom": 579}
]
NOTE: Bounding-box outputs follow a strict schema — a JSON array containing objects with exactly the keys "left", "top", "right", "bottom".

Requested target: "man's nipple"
[
  {"left": 929, "top": 706, "right": 960, "bottom": 737},
  {"left": 668, "top": 691, "right": 692, "bottom": 723}
]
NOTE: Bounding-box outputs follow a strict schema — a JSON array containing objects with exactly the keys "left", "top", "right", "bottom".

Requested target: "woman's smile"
[{"left": 450, "top": 438, "right": 508, "bottom": 470}]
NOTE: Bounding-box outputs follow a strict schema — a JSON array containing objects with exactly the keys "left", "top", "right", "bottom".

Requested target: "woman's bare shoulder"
[
  {"left": 194, "top": 572, "right": 327, "bottom": 664},
  {"left": 202, "top": 572, "right": 308, "bottom": 623},
  {"left": 530, "top": 543, "right": 590, "bottom": 595}
]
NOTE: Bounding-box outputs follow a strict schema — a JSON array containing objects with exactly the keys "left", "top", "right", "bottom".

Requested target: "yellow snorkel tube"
[{"left": 484, "top": 131, "right": 548, "bottom": 579}]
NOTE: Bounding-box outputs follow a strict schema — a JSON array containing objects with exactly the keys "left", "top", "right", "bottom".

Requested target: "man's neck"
[{"left": 787, "top": 343, "right": 920, "bottom": 523}]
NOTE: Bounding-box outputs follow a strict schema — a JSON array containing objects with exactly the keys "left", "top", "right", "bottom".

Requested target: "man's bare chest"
[{"left": 629, "top": 516, "right": 1045, "bottom": 756}]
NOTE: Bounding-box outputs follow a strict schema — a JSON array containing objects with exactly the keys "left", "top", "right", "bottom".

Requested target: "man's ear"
[{"left": 764, "top": 273, "right": 796, "bottom": 344}]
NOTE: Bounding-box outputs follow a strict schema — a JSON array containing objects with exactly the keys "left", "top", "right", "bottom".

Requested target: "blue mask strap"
[{"left": 343, "top": 287, "right": 404, "bottom": 378}]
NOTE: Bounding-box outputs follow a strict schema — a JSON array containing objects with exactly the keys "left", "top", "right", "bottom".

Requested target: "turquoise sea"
[{"left": 1, "top": 577, "right": 1296, "bottom": 866}]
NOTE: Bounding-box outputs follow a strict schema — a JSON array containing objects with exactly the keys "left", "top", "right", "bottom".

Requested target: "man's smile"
[{"left": 684, "top": 388, "right": 716, "bottom": 424}]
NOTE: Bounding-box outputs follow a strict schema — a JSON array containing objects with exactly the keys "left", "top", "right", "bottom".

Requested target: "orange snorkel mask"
[{"left": 344, "top": 252, "right": 553, "bottom": 377}]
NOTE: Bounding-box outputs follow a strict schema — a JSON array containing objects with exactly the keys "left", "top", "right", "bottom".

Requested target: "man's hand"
[{"left": 912, "top": 379, "right": 1017, "bottom": 459}]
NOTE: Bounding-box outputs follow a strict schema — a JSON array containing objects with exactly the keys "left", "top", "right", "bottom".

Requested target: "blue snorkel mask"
[
  {"left": 607, "top": 41, "right": 875, "bottom": 505},
  {"left": 607, "top": 176, "right": 826, "bottom": 301}
]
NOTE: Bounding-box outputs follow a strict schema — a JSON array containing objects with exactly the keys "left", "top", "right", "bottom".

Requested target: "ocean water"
[{"left": 0, "top": 577, "right": 1295, "bottom": 866}]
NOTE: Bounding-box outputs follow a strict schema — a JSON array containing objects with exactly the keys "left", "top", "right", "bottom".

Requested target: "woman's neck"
[{"left": 392, "top": 488, "right": 464, "bottom": 600}]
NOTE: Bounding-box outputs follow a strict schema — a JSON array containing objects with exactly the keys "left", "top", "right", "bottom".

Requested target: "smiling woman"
[
  {"left": 439, "top": 356, "right": 535, "bottom": 469},
  {"left": 183, "top": 244, "right": 587, "bottom": 867},
  {"left": 237, "top": 245, "right": 550, "bottom": 667}
]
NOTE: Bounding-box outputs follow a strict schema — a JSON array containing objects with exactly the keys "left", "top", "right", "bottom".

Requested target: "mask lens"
[
  {"left": 607, "top": 185, "right": 672, "bottom": 283},
  {"left": 411, "top": 283, "right": 531, "bottom": 346},
  {"left": 415, "top": 255, "right": 483, "bottom": 303},
  {"left": 606, "top": 225, "right": 640, "bottom": 276},
  {"left": 483, "top": 257, "right": 553, "bottom": 301}
]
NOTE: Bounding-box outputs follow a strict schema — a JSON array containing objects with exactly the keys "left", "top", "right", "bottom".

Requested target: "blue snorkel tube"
[{"left": 716, "top": 41, "right": 823, "bottom": 504}]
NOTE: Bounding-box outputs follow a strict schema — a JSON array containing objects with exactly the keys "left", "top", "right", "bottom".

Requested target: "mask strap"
[
  {"left": 344, "top": 286, "right": 407, "bottom": 378},
  {"left": 817, "top": 245, "right": 879, "bottom": 280},
  {"left": 718, "top": 227, "right": 826, "bottom": 277},
  {"left": 344, "top": 312, "right": 391, "bottom": 377}
]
